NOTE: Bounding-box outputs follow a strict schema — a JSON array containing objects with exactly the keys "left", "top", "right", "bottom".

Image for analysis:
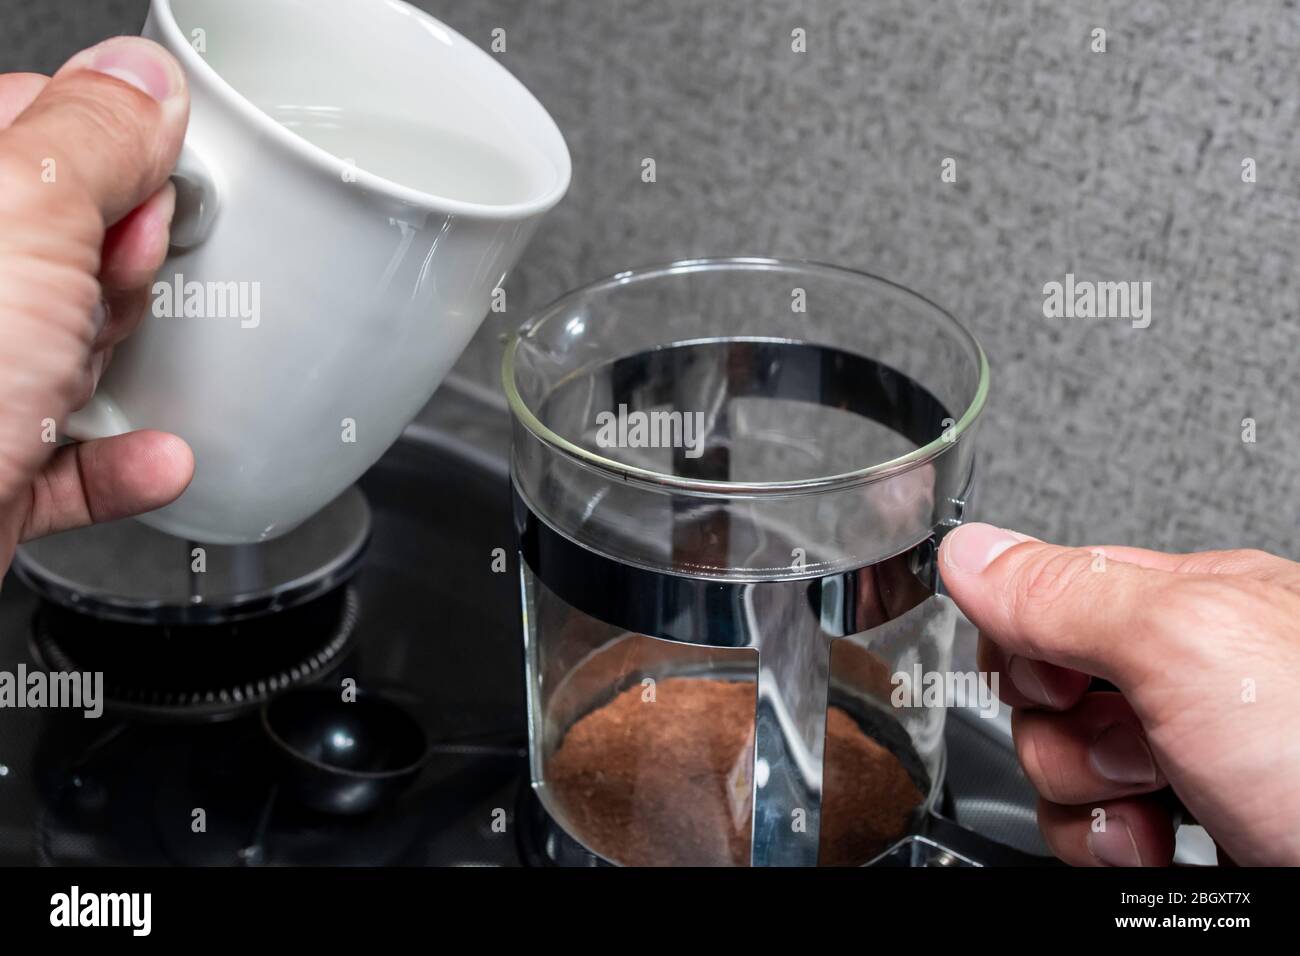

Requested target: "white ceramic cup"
[{"left": 67, "top": 0, "right": 571, "bottom": 544}]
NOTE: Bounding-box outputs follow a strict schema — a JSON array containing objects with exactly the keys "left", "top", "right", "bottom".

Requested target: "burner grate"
[{"left": 29, "top": 586, "right": 361, "bottom": 722}]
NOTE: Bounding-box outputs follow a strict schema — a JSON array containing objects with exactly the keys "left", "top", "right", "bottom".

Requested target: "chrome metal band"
[{"left": 515, "top": 486, "right": 936, "bottom": 646}]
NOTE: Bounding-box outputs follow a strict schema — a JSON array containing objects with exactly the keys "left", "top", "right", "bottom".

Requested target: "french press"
[{"left": 505, "top": 258, "right": 987, "bottom": 866}]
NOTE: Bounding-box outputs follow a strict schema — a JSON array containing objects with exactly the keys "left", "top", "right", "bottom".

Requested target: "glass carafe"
[{"left": 505, "top": 258, "right": 988, "bottom": 866}]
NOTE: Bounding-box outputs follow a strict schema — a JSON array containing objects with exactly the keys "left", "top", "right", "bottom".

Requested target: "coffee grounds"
[{"left": 547, "top": 677, "right": 923, "bottom": 866}]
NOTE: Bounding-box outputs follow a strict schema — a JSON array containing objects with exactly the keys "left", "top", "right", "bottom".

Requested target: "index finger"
[{"left": 939, "top": 523, "right": 1175, "bottom": 685}]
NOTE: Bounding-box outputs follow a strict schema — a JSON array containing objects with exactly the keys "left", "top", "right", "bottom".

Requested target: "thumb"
[
  {"left": 939, "top": 523, "right": 1175, "bottom": 686},
  {"left": 0, "top": 35, "right": 188, "bottom": 229}
]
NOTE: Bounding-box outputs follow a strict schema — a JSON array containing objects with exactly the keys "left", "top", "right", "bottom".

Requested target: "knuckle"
[
  {"left": 1182, "top": 548, "right": 1274, "bottom": 576},
  {"left": 1221, "top": 548, "right": 1289, "bottom": 580},
  {"left": 1164, "top": 575, "right": 1247, "bottom": 623},
  {"left": 1230, "top": 548, "right": 1276, "bottom": 566},
  {"left": 1140, "top": 575, "right": 1273, "bottom": 657},
  {"left": 1011, "top": 547, "right": 1095, "bottom": 621}
]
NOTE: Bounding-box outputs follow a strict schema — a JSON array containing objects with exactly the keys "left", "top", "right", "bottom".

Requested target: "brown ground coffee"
[{"left": 547, "top": 677, "right": 923, "bottom": 866}]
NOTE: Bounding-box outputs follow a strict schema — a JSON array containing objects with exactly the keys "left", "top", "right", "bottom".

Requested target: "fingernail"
[
  {"left": 90, "top": 350, "right": 109, "bottom": 390},
  {"left": 157, "top": 180, "right": 178, "bottom": 226},
  {"left": 1086, "top": 816, "right": 1143, "bottom": 866},
  {"left": 1007, "top": 655, "right": 1059, "bottom": 707},
  {"left": 943, "top": 523, "right": 1020, "bottom": 574},
  {"left": 90, "top": 299, "right": 109, "bottom": 337},
  {"left": 85, "top": 37, "right": 179, "bottom": 102},
  {"left": 1090, "top": 723, "right": 1157, "bottom": 785}
]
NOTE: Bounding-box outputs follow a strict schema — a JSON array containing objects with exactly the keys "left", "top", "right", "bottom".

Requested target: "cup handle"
[
  {"left": 63, "top": 393, "right": 133, "bottom": 442},
  {"left": 168, "top": 142, "right": 220, "bottom": 250},
  {"left": 64, "top": 143, "right": 220, "bottom": 442}
]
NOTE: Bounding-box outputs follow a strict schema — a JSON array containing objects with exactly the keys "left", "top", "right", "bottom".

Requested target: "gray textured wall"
[{"left": 3, "top": 0, "right": 1297, "bottom": 556}]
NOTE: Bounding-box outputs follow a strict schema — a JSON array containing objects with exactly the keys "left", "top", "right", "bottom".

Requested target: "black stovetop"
[{"left": 0, "top": 436, "right": 530, "bottom": 866}]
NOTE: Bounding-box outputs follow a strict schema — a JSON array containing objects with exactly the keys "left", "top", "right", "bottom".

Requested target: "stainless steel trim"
[{"left": 516, "top": 483, "right": 938, "bottom": 866}]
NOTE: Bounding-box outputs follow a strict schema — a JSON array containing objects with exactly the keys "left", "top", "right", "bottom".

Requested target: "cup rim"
[
  {"left": 150, "top": 0, "right": 572, "bottom": 221},
  {"left": 502, "top": 256, "right": 990, "bottom": 496}
]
